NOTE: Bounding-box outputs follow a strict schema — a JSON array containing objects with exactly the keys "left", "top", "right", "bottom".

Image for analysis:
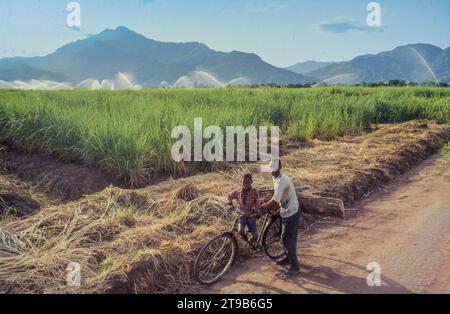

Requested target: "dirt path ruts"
[{"left": 204, "top": 155, "right": 450, "bottom": 294}]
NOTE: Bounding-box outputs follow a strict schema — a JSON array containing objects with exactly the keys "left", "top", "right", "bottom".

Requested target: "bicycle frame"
[{"left": 230, "top": 208, "right": 276, "bottom": 249}]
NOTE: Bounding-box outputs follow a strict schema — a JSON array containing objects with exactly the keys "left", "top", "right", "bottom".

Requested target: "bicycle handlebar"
[
  {"left": 232, "top": 207, "right": 267, "bottom": 221},
  {"left": 233, "top": 207, "right": 247, "bottom": 216}
]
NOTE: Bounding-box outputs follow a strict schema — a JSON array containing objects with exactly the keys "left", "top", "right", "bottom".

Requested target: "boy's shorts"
[{"left": 239, "top": 217, "right": 257, "bottom": 233}]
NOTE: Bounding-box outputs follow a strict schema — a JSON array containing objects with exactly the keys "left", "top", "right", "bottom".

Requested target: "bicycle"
[{"left": 194, "top": 206, "right": 286, "bottom": 285}]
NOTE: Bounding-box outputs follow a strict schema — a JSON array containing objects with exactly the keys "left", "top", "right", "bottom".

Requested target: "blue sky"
[{"left": 0, "top": 0, "right": 449, "bottom": 67}]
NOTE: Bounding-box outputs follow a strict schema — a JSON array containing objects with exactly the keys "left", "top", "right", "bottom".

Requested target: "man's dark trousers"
[{"left": 281, "top": 210, "right": 300, "bottom": 271}]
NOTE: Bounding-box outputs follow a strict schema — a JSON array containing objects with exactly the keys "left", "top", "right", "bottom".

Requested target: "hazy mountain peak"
[
  {"left": 389, "top": 43, "right": 443, "bottom": 57},
  {"left": 285, "top": 61, "right": 336, "bottom": 75},
  {"left": 397, "top": 43, "right": 442, "bottom": 50},
  {"left": 99, "top": 25, "right": 138, "bottom": 35},
  {"left": 95, "top": 25, "right": 150, "bottom": 41},
  {"left": 115, "top": 25, "right": 133, "bottom": 32}
]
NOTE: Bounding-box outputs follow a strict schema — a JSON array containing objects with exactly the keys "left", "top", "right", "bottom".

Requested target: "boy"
[{"left": 227, "top": 173, "right": 261, "bottom": 242}]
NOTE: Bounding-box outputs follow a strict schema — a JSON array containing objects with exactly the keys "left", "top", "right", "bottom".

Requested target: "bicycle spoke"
[
  {"left": 196, "top": 235, "right": 235, "bottom": 283},
  {"left": 265, "top": 237, "right": 281, "bottom": 245},
  {"left": 200, "top": 249, "right": 231, "bottom": 281},
  {"left": 262, "top": 216, "right": 287, "bottom": 260},
  {"left": 199, "top": 245, "right": 231, "bottom": 273}
]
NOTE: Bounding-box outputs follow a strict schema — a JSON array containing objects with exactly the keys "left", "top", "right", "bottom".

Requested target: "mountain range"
[
  {"left": 306, "top": 44, "right": 449, "bottom": 84},
  {"left": 0, "top": 26, "right": 448, "bottom": 87},
  {"left": 0, "top": 26, "right": 311, "bottom": 87}
]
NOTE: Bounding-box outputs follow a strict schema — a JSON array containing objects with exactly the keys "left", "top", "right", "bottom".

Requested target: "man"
[
  {"left": 261, "top": 158, "right": 300, "bottom": 276},
  {"left": 227, "top": 173, "right": 261, "bottom": 242}
]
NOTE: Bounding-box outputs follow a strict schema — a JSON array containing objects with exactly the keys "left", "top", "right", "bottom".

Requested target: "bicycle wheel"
[
  {"left": 194, "top": 232, "right": 238, "bottom": 285},
  {"left": 262, "top": 214, "right": 286, "bottom": 260}
]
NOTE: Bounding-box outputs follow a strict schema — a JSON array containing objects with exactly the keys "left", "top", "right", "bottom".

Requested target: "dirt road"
[{"left": 204, "top": 155, "right": 450, "bottom": 294}]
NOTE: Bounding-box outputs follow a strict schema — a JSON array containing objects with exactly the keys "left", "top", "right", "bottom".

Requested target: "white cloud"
[{"left": 318, "top": 19, "right": 386, "bottom": 34}]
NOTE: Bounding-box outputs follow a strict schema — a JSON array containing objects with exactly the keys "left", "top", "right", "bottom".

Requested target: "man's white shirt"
[{"left": 271, "top": 172, "right": 299, "bottom": 218}]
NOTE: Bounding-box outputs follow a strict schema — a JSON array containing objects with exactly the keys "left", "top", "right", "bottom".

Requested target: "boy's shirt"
[{"left": 228, "top": 187, "right": 261, "bottom": 215}]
